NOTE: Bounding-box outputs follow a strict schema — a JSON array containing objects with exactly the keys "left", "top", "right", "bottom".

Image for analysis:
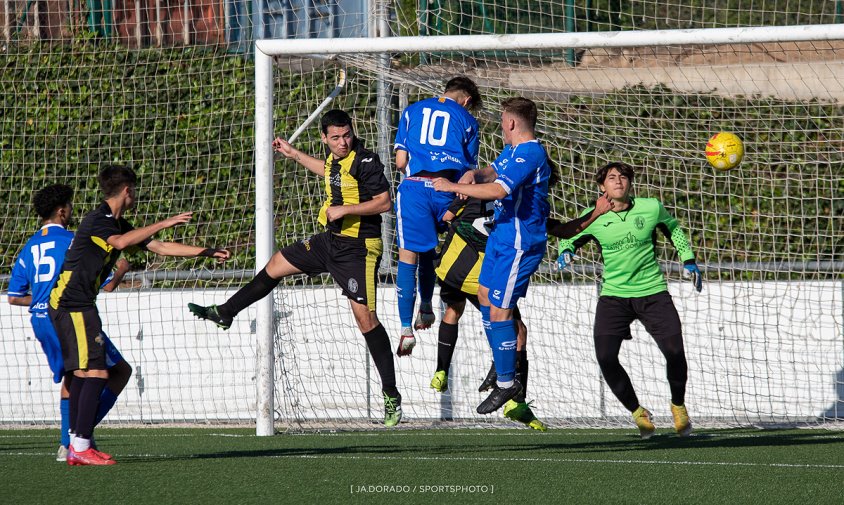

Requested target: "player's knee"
[
  {"left": 595, "top": 348, "right": 621, "bottom": 369},
  {"left": 354, "top": 310, "right": 379, "bottom": 333}
]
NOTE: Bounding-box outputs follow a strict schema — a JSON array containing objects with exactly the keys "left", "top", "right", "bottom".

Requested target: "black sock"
[
  {"left": 363, "top": 325, "right": 398, "bottom": 398},
  {"left": 218, "top": 268, "right": 280, "bottom": 318},
  {"left": 69, "top": 377, "right": 84, "bottom": 434},
  {"left": 515, "top": 350, "right": 528, "bottom": 403},
  {"left": 75, "top": 377, "right": 106, "bottom": 440},
  {"left": 436, "top": 322, "right": 459, "bottom": 373}
]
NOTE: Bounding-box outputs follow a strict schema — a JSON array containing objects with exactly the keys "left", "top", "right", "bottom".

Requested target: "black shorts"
[
  {"left": 48, "top": 306, "right": 107, "bottom": 371},
  {"left": 281, "top": 231, "right": 382, "bottom": 310},
  {"left": 594, "top": 291, "right": 682, "bottom": 345}
]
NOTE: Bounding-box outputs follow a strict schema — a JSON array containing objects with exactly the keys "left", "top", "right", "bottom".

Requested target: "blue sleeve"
[
  {"left": 465, "top": 119, "right": 479, "bottom": 168},
  {"left": 7, "top": 253, "right": 30, "bottom": 297},
  {"left": 394, "top": 107, "right": 410, "bottom": 151},
  {"left": 495, "top": 146, "right": 543, "bottom": 194}
]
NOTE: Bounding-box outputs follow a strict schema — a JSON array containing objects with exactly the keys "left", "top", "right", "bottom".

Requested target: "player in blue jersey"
[
  {"left": 7, "top": 184, "right": 132, "bottom": 462},
  {"left": 393, "top": 76, "right": 481, "bottom": 356},
  {"left": 433, "top": 97, "right": 551, "bottom": 414}
]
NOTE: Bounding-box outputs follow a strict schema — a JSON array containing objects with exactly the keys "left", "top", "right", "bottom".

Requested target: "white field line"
[
  {"left": 1, "top": 431, "right": 843, "bottom": 440},
  {"left": 2, "top": 451, "right": 842, "bottom": 470}
]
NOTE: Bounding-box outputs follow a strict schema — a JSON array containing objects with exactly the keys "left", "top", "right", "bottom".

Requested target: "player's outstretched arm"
[
  {"left": 547, "top": 193, "right": 614, "bottom": 239},
  {"left": 107, "top": 212, "right": 193, "bottom": 250},
  {"left": 432, "top": 178, "right": 507, "bottom": 201},
  {"left": 273, "top": 137, "right": 325, "bottom": 176},
  {"left": 146, "top": 241, "right": 231, "bottom": 261}
]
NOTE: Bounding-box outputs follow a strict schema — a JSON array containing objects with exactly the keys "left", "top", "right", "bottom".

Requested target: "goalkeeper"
[
  {"left": 432, "top": 192, "right": 613, "bottom": 430},
  {"left": 554, "top": 161, "right": 702, "bottom": 439}
]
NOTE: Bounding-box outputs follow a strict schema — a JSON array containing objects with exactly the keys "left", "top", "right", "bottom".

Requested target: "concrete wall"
[{"left": 1, "top": 280, "right": 841, "bottom": 426}]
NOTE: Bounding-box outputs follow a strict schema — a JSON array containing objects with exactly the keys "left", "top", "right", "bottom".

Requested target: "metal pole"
[
  {"left": 183, "top": 0, "right": 190, "bottom": 45},
  {"left": 254, "top": 46, "right": 276, "bottom": 437},
  {"left": 257, "top": 24, "right": 844, "bottom": 55},
  {"left": 564, "top": 0, "right": 575, "bottom": 66}
]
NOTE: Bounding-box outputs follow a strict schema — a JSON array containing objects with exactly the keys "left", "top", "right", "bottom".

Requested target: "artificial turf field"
[{"left": 2, "top": 427, "right": 842, "bottom": 504}]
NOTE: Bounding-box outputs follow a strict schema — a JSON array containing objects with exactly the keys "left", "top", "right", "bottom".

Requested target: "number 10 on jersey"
[{"left": 419, "top": 108, "right": 451, "bottom": 146}]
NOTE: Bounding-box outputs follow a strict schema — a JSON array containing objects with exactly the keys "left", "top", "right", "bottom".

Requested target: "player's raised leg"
[{"left": 190, "top": 250, "right": 301, "bottom": 329}]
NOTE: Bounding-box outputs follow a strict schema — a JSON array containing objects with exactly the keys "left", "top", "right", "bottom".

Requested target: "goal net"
[
  {"left": 0, "top": 1, "right": 841, "bottom": 433},
  {"left": 256, "top": 25, "right": 844, "bottom": 431}
]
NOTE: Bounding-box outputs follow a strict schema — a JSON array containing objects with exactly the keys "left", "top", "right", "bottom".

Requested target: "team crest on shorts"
[
  {"left": 348, "top": 278, "right": 359, "bottom": 293},
  {"left": 302, "top": 239, "right": 311, "bottom": 251},
  {"left": 94, "top": 334, "right": 104, "bottom": 346}
]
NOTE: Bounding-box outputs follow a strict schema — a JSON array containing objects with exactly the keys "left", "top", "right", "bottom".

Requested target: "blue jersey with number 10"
[
  {"left": 7, "top": 224, "right": 74, "bottom": 313},
  {"left": 394, "top": 96, "right": 479, "bottom": 178}
]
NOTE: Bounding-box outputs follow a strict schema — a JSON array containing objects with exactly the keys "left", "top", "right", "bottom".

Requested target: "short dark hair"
[
  {"left": 33, "top": 184, "right": 74, "bottom": 220},
  {"left": 595, "top": 161, "right": 635, "bottom": 184},
  {"left": 99, "top": 165, "right": 138, "bottom": 198},
  {"left": 444, "top": 76, "right": 482, "bottom": 110},
  {"left": 501, "top": 97, "right": 537, "bottom": 130},
  {"left": 320, "top": 109, "right": 354, "bottom": 134}
]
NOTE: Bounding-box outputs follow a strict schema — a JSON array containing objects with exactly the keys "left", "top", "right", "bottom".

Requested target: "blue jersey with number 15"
[
  {"left": 394, "top": 96, "right": 479, "bottom": 178},
  {"left": 8, "top": 224, "right": 74, "bottom": 313}
]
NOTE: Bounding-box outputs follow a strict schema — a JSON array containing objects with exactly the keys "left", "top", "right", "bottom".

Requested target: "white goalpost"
[{"left": 253, "top": 24, "right": 844, "bottom": 435}]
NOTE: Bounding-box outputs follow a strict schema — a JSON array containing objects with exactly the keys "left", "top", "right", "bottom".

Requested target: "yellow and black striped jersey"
[
  {"left": 435, "top": 197, "right": 494, "bottom": 295},
  {"left": 50, "top": 202, "right": 148, "bottom": 310},
  {"left": 318, "top": 139, "right": 389, "bottom": 239}
]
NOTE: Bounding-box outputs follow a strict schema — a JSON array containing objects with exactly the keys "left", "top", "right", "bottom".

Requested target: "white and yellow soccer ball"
[{"left": 705, "top": 132, "right": 744, "bottom": 170}]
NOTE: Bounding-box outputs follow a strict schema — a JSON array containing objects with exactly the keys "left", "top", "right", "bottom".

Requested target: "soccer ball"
[{"left": 705, "top": 132, "right": 744, "bottom": 170}]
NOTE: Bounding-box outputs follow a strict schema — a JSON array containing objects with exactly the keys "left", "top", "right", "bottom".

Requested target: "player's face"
[
  {"left": 500, "top": 112, "right": 515, "bottom": 145},
  {"left": 56, "top": 203, "right": 73, "bottom": 227},
  {"left": 124, "top": 184, "right": 137, "bottom": 210},
  {"left": 321, "top": 125, "right": 354, "bottom": 159},
  {"left": 600, "top": 168, "right": 631, "bottom": 201}
]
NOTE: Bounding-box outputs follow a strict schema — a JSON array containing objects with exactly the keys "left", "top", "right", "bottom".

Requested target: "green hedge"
[{"left": 1, "top": 40, "right": 841, "bottom": 286}]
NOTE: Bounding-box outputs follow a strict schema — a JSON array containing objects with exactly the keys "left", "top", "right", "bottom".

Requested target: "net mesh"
[{"left": 0, "top": 0, "right": 841, "bottom": 430}]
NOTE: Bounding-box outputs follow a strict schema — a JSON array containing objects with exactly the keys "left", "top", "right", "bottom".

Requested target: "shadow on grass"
[{"left": 119, "top": 428, "right": 844, "bottom": 463}]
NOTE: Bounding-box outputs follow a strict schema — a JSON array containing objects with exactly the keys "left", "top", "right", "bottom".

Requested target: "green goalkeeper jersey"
[{"left": 558, "top": 197, "right": 696, "bottom": 298}]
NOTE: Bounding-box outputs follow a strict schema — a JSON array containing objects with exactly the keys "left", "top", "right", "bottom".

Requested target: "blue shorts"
[
  {"left": 395, "top": 177, "right": 455, "bottom": 253},
  {"left": 31, "top": 312, "right": 124, "bottom": 383},
  {"left": 478, "top": 234, "right": 545, "bottom": 309}
]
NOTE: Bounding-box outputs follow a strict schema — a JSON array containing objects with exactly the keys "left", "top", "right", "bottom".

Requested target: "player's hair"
[
  {"left": 595, "top": 162, "right": 636, "bottom": 184},
  {"left": 444, "top": 76, "right": 482, "bottom": 110},
  {"left": 99, "top": 164, "right": 138, "bottom": 198},
  {"left": 501, "top": 97, "right": 538, "bottom": 130},
  {"left": 320, "top": 109, "right": 354, "bottom": 134},
  {"left": 33, "top": 184, "right": 74, "bottom": 220}
]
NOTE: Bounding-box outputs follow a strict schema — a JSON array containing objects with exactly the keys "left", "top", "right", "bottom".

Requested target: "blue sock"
[
  {"left": 479, "top": 304, "right": 491, "bottom": 331},
  {"left": 396, "top": 261, "right": 418, "bottom": 328},
  {"left": 417, "top": 250, "right": 436, "bottom": 305},
  {"left": 60, "top": 398, "right": 70, "bottom": 448},
  {"left": 94, "top": 386, "right": 118, "bottom": 426},
  {"left": 487, "top": 320, "right": 518, "bottom": 383}
]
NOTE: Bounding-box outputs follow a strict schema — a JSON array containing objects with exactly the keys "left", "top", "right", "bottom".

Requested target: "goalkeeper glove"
[
  {"left": 682, "top": 263, "right": 703, "bottom": 293},
  {"left": 556, "top": 250, "right": 577, "bottom": 271}
]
